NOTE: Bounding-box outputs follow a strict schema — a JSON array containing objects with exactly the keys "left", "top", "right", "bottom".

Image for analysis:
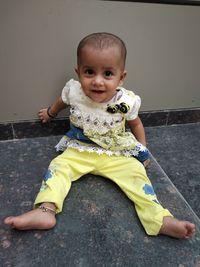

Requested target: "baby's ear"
[
  {"left": 119, "top": 70, "right": 127, "bottom": 86},
  {"left": 122, "top": 70, "right": 127, "bottom": 80},
  {"left": 75, "top": 67, "right": 79, "bottom": 75}
]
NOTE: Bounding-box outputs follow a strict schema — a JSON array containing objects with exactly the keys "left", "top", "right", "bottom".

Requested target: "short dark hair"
[{"left": 77, "top": 32, "right": 127, "bottom": 68}]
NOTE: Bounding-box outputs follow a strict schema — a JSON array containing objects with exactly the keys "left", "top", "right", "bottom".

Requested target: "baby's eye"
[
  {"left": 85, "top": 69, "right": 94, "bottom": 75},
  {"left": 104, "top": 70, "right": 113, "bottom": 77}
]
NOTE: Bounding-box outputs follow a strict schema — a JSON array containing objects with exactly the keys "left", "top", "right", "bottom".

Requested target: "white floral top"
[{"left": 55, "top": 79, "right": 143, "bottom": 157}]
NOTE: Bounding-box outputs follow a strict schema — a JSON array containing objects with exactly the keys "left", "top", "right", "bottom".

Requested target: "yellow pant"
[{"left": 34, "top": 148, "right": 172, "bottom": 235}]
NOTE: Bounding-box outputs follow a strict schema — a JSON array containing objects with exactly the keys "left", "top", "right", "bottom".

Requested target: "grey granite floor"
[
  {"left": 146, "top": 122, "right": 200, "bottom": 218},
  {"left": 0, "top": 124, "right": 200, "bottom": 267}
]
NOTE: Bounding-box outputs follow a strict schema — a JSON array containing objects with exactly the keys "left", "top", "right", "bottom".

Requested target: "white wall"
[{"left": 0, "top": 0, "right": 200, "bottom": 122}]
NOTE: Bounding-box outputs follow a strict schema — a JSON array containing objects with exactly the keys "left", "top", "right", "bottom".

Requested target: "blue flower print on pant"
[
  {"left": 43, "top": 167, "right": 56, "bottom": 182},
  {"left": 143, "top": 184, "right": 155, "bottom": 195},
  {"left": 143, "top": 184, "right": 160, "bottom": 205},
  {"left": 40, "top": 167, "right": 56, "bottom": 192}
]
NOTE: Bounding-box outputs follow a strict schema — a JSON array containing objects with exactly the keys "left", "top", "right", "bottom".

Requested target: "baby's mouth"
[{"left": 91, "top": 89, "right": 105, "bottom": 94}]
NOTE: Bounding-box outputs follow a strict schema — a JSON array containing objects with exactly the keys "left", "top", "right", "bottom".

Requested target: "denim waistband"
[{"left": 65, "top": 124, "right": 95, "bottom": 144}]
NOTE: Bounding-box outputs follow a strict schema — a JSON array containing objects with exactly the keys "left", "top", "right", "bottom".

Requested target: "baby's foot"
[
  {"left": 159, "top": 216, "right": 196, "bottom": 238},
  {"left": 4, "top": 208, "right": 56, "bottom": 230}
]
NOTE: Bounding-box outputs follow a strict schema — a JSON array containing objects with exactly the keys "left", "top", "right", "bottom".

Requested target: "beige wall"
[{"left": 0, "top": 0, "right": 200, "bottom": 123}]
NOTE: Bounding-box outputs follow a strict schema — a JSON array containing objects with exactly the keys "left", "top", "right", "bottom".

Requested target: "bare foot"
[
  {"left": 159, "top": 216, "right": 196, "bottom": 238},
  {"left": 4, "top": 208, "right": 56, "bottom": 230}
]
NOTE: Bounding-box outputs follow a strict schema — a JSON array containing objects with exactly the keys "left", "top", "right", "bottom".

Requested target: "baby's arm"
[
  {"left": 38, "top": 96, "right": 67, "bottom": 123},
  {"left": 128, "top": 117, "right": 150, "bottom": 167},
  {"left": 127, "top": 116, "right": 146, "bottom": 147}
]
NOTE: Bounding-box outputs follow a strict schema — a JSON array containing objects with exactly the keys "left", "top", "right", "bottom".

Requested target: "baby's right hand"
[{"left": 38, "top": 108, "right": 51, "bottom": 123}]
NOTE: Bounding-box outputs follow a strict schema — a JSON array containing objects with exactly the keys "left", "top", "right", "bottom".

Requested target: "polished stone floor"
[
  {"left": 146, "top": 122, "right": 200, "bottom": 218},
  {"left": 0, "top": 123, "right": 200, "bottom": 267}
]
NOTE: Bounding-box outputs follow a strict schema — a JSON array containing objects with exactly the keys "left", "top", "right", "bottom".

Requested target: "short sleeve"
[
  {"left": 126, "top": 95, "right": 141, "bottom": 121},
  {"left": 61, "top": 79, "right": 75, "bottom": 105}
]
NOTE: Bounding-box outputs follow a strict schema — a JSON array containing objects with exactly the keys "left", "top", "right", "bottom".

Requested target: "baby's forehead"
[
  {"left": 77, "top": 33, "right": 127, "bottom": 68},
  {"left": 80, "top": 45, "right": 122, "bottom": 61},
  {"left": 78, "top": 42, "right": 126, "bottom": 69},
  {"left": 79, "top": 44, "right": 122, "bottom": 59}
]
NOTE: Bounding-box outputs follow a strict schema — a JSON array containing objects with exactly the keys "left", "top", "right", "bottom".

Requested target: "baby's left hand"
[{"left": 38, "top": 108, "right": 51, "bottom": 123}]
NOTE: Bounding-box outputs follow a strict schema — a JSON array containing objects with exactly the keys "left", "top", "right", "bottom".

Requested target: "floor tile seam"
[
  {"left": 165, "top": 110, "right": 170, "bottom": 125},
  {"left": 149, "top": 151, "right": 200, "bottom": 225},
  {"left": 0, "top": 135, "right": 62, "bottom": 144},
  {"left": 145, "top": 121, "right": 200, "bottom": 131},
  {"left": 11, "top": 123, "right": 17, "bottom": 139},
  {"left": 0, "top": 138, "right": 28, "bottom": 144}
]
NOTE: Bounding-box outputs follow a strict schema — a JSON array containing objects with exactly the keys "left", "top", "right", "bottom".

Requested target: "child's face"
[{"left": 76, "top": 45, "right": 127, "bottom": 103}]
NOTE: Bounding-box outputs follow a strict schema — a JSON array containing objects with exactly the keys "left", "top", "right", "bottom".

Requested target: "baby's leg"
[
  {"left": 159, "top": 216, "right": 195, "bottom": 238},
  {"left": 96, "top": 155, "right": 196, "bottom": 238},
  {"left": 4, "top": 151, "right": 72, "bottom": 230},
  {"left": 4, "top": 203, "right": 56, "bottom": 230},
  {"left": 4, "top": 148, "right": 96, "bottom": 231}
]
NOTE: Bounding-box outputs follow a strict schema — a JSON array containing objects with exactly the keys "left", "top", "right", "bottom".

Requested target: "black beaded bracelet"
[{"left": 47, "top": 107, "right": 56, "bottom": 118}]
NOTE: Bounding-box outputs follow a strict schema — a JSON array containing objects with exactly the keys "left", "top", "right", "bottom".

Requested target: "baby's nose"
[{"left": 92, "top": 75, "right": 104, "bottom": 86}]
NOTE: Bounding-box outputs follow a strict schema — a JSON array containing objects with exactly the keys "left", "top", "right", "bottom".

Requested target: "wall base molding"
[{"left": 1, "top": 108, "right": 199, "bottom": 140}]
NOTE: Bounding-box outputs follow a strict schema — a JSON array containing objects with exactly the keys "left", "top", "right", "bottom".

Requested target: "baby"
[{"left": 4, "top": 32, "right": 195, "bottom": 238}]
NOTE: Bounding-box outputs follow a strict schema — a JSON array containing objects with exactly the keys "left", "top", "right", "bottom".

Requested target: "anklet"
[{"left": 39, "top": 205, "right": 56, "bottom": 214}]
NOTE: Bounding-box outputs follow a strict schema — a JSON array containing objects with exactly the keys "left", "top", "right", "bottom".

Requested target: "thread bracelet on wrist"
[{"left": 47, "top": 107, "right": 56, "bottom": 119}]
